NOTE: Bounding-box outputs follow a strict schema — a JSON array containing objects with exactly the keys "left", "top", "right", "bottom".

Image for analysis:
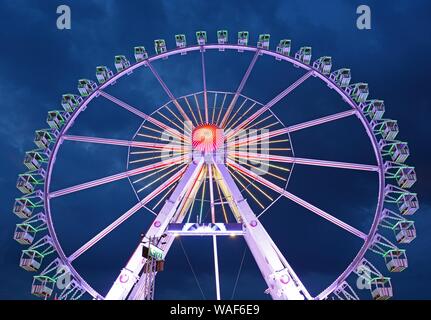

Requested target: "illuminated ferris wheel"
[{"left": 13, "top": 30, "right": 419, "bottom": 300}]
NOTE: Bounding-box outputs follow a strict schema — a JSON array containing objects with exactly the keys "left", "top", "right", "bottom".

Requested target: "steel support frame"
[
  {"left": 105, "top": 158, "right": 204, "bottom": 300},
  {"left": 127, "top": 161, "right": 207, "bottom": 300},
  {"left": 213, "top": 161, "right": 311, "bottom": 300}
]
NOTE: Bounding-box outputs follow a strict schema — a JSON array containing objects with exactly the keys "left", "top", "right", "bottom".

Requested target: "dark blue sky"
[{"left": 0, "top": 0, "right": 430, "bottom": 300}]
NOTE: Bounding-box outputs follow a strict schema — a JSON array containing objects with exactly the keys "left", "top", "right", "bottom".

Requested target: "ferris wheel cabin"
[
  {"left": 373, "top": 119, "right": 399, "bottom": 141},
  {"left": 217, "top": 30, "right": 228, "bottom": 45},
  {"left": 394, "top": 166, "right": 417, "bottom": 189},
  {"left": 237, "top": 31, "right": 249, "bottom": 46},
  {"left": 19, "top": 236, "right": 54, "bottom": 272},
  {"left": 276, "top": 39, "right": 291, "bottom": 57},
  {"left": 330, "top": 68, "right": 352, "bottom": 88},
  {"left": 313, "top": 56, "right": 332, "bottom": 75},
  {"left": 389, "top": 142, "right": 410, "bottom": 163},
  {"left": 154, "top": 39, "right": 167, "bottom": 55},
  {"left": 13, "top": 190, "right": 44, "bottom": 219},
  {"left": 196, "top": 31, "right": 207, "bottom": 45},
  {"left": 61, "top": 94, "right": 82, "bottom": 113},
  {"left": 114, "top": 55, "right": 131, "bottom": 73},
  {"left": 384, "top": 249, "right": 408, "bottom": 272},
  {"left": 96, "top": 66, "right": 114, "bottom": 84},
  {"left": 14, "top": 224, "right": 37, "bottom": 245},
  {"left": 24, "top": 149, "right": 50, "bottom": 171},
  {"left": 16, "top": 168, "right": 45, "bottom": 194},
  {"left": 257, "top": 34, "right": 270, "bottom": 50},
  {"left": 34, "top": 129, "right": 58, "bottom": 149},
  {"left": 175, "top": 34, "right": 187, "bottom": 49},
  {"left": 20, "top": 250, "right": 44, "bottom": 272},
  {"left": 360, "top": 100, "right": 385, "bottom": 120},
  {"left": 31, "top": 275, "right": 55, "bottom": 298},
  {"left": 295, "top": 46, "right": 312, "bottom": 65},
  {"left": 393, "top": 220, "right": 416, "bottom": 244},
  {"left": 370, "top": 277, "right": 393, "bottom": 300},
  {"left": 47, "top": 110, "right": 70, "bottom": 130},
  {"left": 346, "top": 83, "right": 369, "bottom": 103},
  {"left": 397, "top": 193, "right": 419, "bottom": 215},
  {"left": 14, "top": 213, "right": 47, "bottom": 245},
  {"left": 134, "top": 46, "right": 148, "bottom": 62},
  {"left": 77, "top": 79, "right": 97, "bottom": 97}
]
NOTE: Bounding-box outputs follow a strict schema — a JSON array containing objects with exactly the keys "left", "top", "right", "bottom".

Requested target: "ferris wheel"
[{"left": 13, "top": 30, "right": 419, "bottom": 300}]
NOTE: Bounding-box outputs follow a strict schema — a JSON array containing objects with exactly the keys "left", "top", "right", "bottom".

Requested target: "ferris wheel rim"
[{"left": 40, "top": 43, "right": 386, "bottom": 300}]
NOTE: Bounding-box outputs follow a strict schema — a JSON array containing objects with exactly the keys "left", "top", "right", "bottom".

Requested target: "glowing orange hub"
[{"left": 192, "top": 124, "right": 224, "bottom": 153}]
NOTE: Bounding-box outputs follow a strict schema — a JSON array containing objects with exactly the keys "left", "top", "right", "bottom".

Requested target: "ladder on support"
[
  {"left": 130, "top": 236, "right": 164, "bottom": 300},
  {"left": 142, "top": 255, "right": 157, "bottom": 300}
]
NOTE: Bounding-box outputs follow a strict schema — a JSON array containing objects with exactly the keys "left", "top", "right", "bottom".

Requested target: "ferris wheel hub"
[{"left": 191, "top": 123, "right": 224, "bottom": 153}]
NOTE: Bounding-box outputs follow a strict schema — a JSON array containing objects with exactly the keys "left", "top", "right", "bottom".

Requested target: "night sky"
[{"left": 0, "top": 0, "right": 430, "bottom": 300}]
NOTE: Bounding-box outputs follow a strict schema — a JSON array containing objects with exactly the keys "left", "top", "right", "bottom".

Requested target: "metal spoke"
[
  {"left": 49, "top": 155, "right": 187, "bottom": 199},
  {"left": 282, "top": 109, "right": 357, "bottom": 133},
  {"left": 215, "top": 93, "right": 227, "bottom": 127},
  {"left": 208, "top": 164, "right": 216, "bottom": 223},
  {"left": 214, "top": 161, "right": 312, "bottom": 300},
  {"left": 225, "top": 102, "right": 256, "bottom": 131},
  {"left": 99, "top": 91, "right": 187, "bottom": 141},
  {"left": 212, "top": 235, "right": 221, "bottom": 300},
  {"left": 183, "top": 96, "right": 199, "bottom": 127},
  {"left": 194, "top": 93, "right": 204, "bottom": 124},
  {"left": 231, "top": 151, "right": 379, "bottom": 172},
  {"left": 201, "top": 50, "right": 209, "bottom": 123},
  {"left": 63, "top": 135, "right": 186, "bottom": 152},
  {"left": 208, "top": 164, "right": 221, "bottom": 300},
  {"left": 226, "top": 70, "right": 314, "bottom": 140},
  {"left": 227, "top": 159, "right": 367, "bottom": 239},
  {"left": 145, "top": 61, "right": 192, "bottom": 124},
  {"left": 211, "top": 92, "right": 217, "bottom": 124},
  {"left": 220, "top": 50, "right": 260, "bottom": 128},
  {"left": 224, "top": 98, "right": 248, "bottom": 130},
  {"left": 229, "top": 109, "right": 357, "bottom": 148},
  {"left": 68, "top": 166, "right": 187, "bottom": 262}
]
